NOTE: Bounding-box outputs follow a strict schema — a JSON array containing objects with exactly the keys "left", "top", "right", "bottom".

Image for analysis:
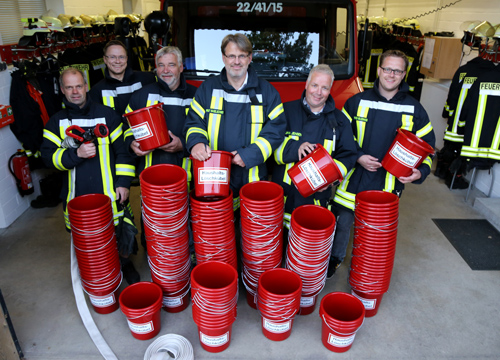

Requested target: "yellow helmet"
[{"left": 22, "top": 18, "right": 50, "bottom": 36}]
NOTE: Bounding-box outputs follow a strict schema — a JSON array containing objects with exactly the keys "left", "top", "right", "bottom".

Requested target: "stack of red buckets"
[
  {"left": 140, "top": 164, "right": 191, "bottom": 312},
  {"left": 189, "top": 190, "right": 237, "bottom": 270},
  {"left": 349, "top": 190, "right": 399, "bottom": 317},
  {"left": 240, "top": 181, "right": 284, "bottom": 308},
  {"left": 68, "top": 193, "right": 122, "bottom": 314},
  {"left": 191, "top": 261, "right": 238, "bottom": 353},
  {"left": 286, "top": 204, "right": 336, "bottom": 315}
]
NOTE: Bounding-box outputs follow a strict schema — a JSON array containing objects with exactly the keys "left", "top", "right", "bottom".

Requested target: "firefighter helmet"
[
  {"left": 22, "top": 18, "right": 50, "bottom": 36},
  {"left": 41, "top": 16, "right": 65, "bottom": 32}
]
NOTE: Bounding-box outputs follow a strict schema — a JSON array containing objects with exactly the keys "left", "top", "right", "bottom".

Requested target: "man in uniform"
[
  {"left": 40, "top": 67, "right": 139, "bottom": 284},
  {"left": 329, "top": 50, "right": 435, "bottom": 278},
  {"left": 185, "top": 33, "right": 286, "bottom": 210}
]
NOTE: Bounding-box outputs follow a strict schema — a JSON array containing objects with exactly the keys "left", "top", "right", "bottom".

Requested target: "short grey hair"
[
  {"left": 156, "top": 46, "right": 183, "bottom": 66},
  {"left": 307, "top": 64, "right": 335, "bottom": 87},
  {"left": 59, "top": 67, "right": 87, "bottom": 88}
]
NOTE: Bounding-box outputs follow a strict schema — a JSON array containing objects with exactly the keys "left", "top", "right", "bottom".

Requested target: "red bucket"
[
  {"left": 351, "top": 289, "right": 384, "bottom": 317},
  {"left": 287, "top": 144, "right": 343, "bottom": 198},
  {"left": 123, "top": 103, "right": 170, "bottom": 151},
  {"left": 119, "top": 281, "right": 163, "bottom": 340},
  {"left": 198, "top": 325, "right": 232, "bottom": 353},
  {"left": 319, "top": 292, "right": 365, "bottom": 353},
  {"left": 381, "top": 128, "right": 435, "bottom": 178},
  {"left": 192, "top": 150, "right": 233, "bottom": 198}
]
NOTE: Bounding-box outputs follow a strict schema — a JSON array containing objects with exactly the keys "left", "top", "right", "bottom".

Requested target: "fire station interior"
[{"left": 1, "top": 1, "right": 500, "bottom": 359}]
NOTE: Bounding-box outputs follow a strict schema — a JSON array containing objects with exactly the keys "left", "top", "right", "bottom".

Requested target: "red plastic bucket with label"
[
  {"left": 198, "top": 325, "right": 232, "bottom": 353},
  {"left": 192, "top": 150, "right": 233, "bottom": 198},
  {"left": 319, "top": 292, "right": 365, "bottom": 353},
  {"left": 381, "top": 128, "right": 435, "bottom": 178},
  {"left": 287, "top": 144, "right": 343, "bottom": 198},
  {"left": 119, "top": 281, "right": 163, "bottom": 340},
  {"left": 124, "top": 103, "right": 170, "bottom": 151},
  {"left": 351, "top": 289, "right": 384, "bottom": 317}
]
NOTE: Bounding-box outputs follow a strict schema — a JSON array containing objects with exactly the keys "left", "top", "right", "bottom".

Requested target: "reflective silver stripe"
[
  {"left": 60, "top": 117, "right": 107, "bottom": 128},
  {"left": 211, "top": 89, "right": 263, "bottom": 104},
  {"left": 147, "top": 94, "right": 193, "bottom": 107},
  {"left": 101, "top": 82, "right": 143, "bottom": 97},
  {"left": 358, "top": 99, "right": 415, "bottom": 114}
]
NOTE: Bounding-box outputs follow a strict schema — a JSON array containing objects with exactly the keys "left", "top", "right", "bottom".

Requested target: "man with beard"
[
  {"left": 90, "top": 40, "right": 155, "bottom": 116},
  {"left": 328, "top": 49, "right": 435, "bottom": 278}
]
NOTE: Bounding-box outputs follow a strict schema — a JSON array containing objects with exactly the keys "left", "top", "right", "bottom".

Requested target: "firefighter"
[
  {"left": 272, "top": 64, "right": 358, "bottom": 231},
  {"left": 40, "top": 67, "right": 140, "bottom": 284},
  {"left": 185, "top": 33, "right": 287, "bottom": 209},
  {"left": 329, "top": 50, "right": 435, "bottom": 278},
  {"left": 89, "top": 40, "right": 156, "bottom": 116},
  {"left": 123, "top": 46, "right": 197, "bottom": 252}
]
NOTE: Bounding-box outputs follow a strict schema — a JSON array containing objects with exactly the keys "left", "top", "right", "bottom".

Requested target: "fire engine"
[{"left": 157, "top": 0, "right": 368, "bottom": 108}]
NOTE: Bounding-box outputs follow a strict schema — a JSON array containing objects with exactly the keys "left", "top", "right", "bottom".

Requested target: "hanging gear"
[
  {"left": 8, "top": 149, "right": 34, "bottom": 196},
  {"left": 61, "top": 123, "right": 109, "bottom": 155}
]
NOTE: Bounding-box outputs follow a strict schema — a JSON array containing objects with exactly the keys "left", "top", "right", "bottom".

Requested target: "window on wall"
[{"left": 0, "top": 0, "right": 47, "bottom": 45}]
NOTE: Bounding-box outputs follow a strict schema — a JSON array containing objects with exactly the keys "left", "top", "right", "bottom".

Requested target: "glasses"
[
  {"left": 105, "top": 55, "right": 127, "bottom": 61},
  {"left": 380, "top": 66, "right": 405, "bottom": 76},
  {"left": 224, "top": 53, "right": 250, "bottom": 61}
]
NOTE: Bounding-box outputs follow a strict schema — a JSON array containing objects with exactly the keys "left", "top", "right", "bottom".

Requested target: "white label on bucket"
[
  {"left": 127, "top": 319, "right": 154, "bottom": 334},
  {"left": 200, "top": 331, "right": 229, "bottom": 347},
  {"left": 328, "top": 333, "right": 356, "bottom": 347},
  {"left": 298, "top": 158, "right": 327, "bottom": 190},
  {"left": 300, "top": 296, "right": 314, "bottom": 307},
  {"left": 389, "top": 141, "right": 422, "bottom": 168},
  {"left": 264, "top": 318, "right": 291, "bottom": 333},
  {"left": 89, "top": 293, "right": 115, "bottom": 307},
  {"left": 198, "top": 167, "right": 229, "bottom": 184},
  {"left": 130, "top": 122, "right": 153, "bottom": 141},
  {"left": 163, "top": 296, "right": 182, "bottom": 308},
  {"left": 351, "top": 291, "right": 376, "bottom": 310}
]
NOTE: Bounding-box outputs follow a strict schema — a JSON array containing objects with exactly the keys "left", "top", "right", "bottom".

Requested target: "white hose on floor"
[
  {"left": 70, "top": 236, "right": 119, "bottom": 360},
  {"left": 144, "top": 334, "right": 194, "bottom": 360}
]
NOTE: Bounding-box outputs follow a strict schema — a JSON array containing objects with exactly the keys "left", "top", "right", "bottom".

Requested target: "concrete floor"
[{"left": 1, "top": 173, "right": 500, "bottom": 360}]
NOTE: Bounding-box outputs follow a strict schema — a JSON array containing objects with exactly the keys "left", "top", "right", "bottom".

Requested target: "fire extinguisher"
[{"left": 8, "top": 149, "right": 34, "bottom": 196}]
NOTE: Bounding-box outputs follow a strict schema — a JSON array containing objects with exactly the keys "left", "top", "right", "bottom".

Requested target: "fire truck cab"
[{"left": 159, "top": 0, "right": 363, "bottom": 108}]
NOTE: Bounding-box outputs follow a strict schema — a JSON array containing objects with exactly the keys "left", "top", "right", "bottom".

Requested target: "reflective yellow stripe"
[
  {"left": 323, "top": 139, "right": 334, "bottom": 154},
  {"left": 43, "top": 129, "right": 62, "bottom": 147},
  {"left": 208, "top": 96, "right": 223, "bottom": 150},
  {"left": 103, "top": 95, "right": 115, "bottom": 110},
  {"left": 109, "top": 123, "right": 122, "bottom": 143},
  {"left": 254, "top": 137, "right": 272, "bottom": 161},
  {"left": 333, "top": 159, "right": 348, "bottom": 179},
  {"left": 268, "top": 103, "right": 284, "bottom": 120},
  {"left": 283, "top": 162, "right": 294, "bottom": 185},
  {"left": 383, "top": 172, "right": 396, "bottom": 192},
  {"left": 145, "top": 152, "right": 153, "bottom": 169},
  {"left": 233, "top": 196, "right": 240, "bottom": 211},
  {"left": 401, "top": 114, "right": 414, "bottom": 131},
  {"left": 313, "top": 199, "right": 321, "bottom": 206},
  {"left": 274, "top": 136, "right": 292, "bottom": 164},
  {"left": 186, "top": 127, "right": 208, "bottom": 142},
  {"left": 124, "top": 128, "right": 134, "bottom": 140},
  {"left": 190, "top": 98, "right": 205, "bottom": 119},
  {"left": 356, "top": 105, "right": 369, "bottom": 147},
  {"left": 182, "top": 157, "right": 192, "bottom": 183},
  {"left": 52, "top": 148, "right": 68, "bottom": 171},
  {"left": 116, "top": 164, "right": 135, "bottom": 177},
  {"left": 416, "top": 122, "right": 433, "bottom": 138}
]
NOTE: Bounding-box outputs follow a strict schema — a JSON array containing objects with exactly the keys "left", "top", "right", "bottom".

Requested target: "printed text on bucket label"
[
  {"left": 299, "top": 159, "right": 326, "bottom": 190},
  {"left": 199, "top": 168, "right": 229, "bottom": 183},
  {"left": 328, "top": 333, "right": 356, "bottom": 347},
  {"left": 200, "top": 331, "right": 229, "bottom": 347},
  {"left": 264, "top": 318, "right": 291, "bottom": 333},
  {"left": 163, "top": 296, "right": 182, "bottom": 307},
  {"left": 389, "top": 142, "right": 421, "bottom": 168},
  {"left": 127, "top": 320, "right": 154, "bottom": 334},
  {"left": 351, "top": 291, "right": 376, "bottom": 310},
  {"left": 89, "top": 293, "right": 115, "bottom": 307},
  {"left": 131, "top": 122, "right": 153, "bottom": 140},
  {"left": 300, "top": 296, "right": 314, "bottom": 307}
]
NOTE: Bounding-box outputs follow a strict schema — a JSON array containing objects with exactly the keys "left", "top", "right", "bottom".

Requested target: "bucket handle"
[{"left": 321, "top": 314, "right": 364, "bottom": 335}]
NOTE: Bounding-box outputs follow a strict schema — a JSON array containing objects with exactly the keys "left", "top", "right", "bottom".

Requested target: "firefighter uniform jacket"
[
  {"left": 41, "top": 96, "right": 135, "bottom": 230},
  {"left": 442, "top": 57, "right": 496, "bottom": 143},
  {"left": 273, "top": 92, "right": 358, "bottom": 227},
  {"left": 459, "top": 65, "right": 500, "bottom": 160},
  {"left": 124, "top": 74, "right": 197, "bottom": 176},
  {"left": 334, "top": 79, "right": 435, "bottom": 211},
  {"left": 184, "top": 65, "right": 286, "bottom": 204},
  {"left": 89, "top": 66, "right": 156, "bottom": 116}
]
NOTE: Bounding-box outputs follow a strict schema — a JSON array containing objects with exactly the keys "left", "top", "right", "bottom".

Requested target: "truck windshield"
[{"left": 166, "top": 0, "right": 355, "bottom": 81}]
